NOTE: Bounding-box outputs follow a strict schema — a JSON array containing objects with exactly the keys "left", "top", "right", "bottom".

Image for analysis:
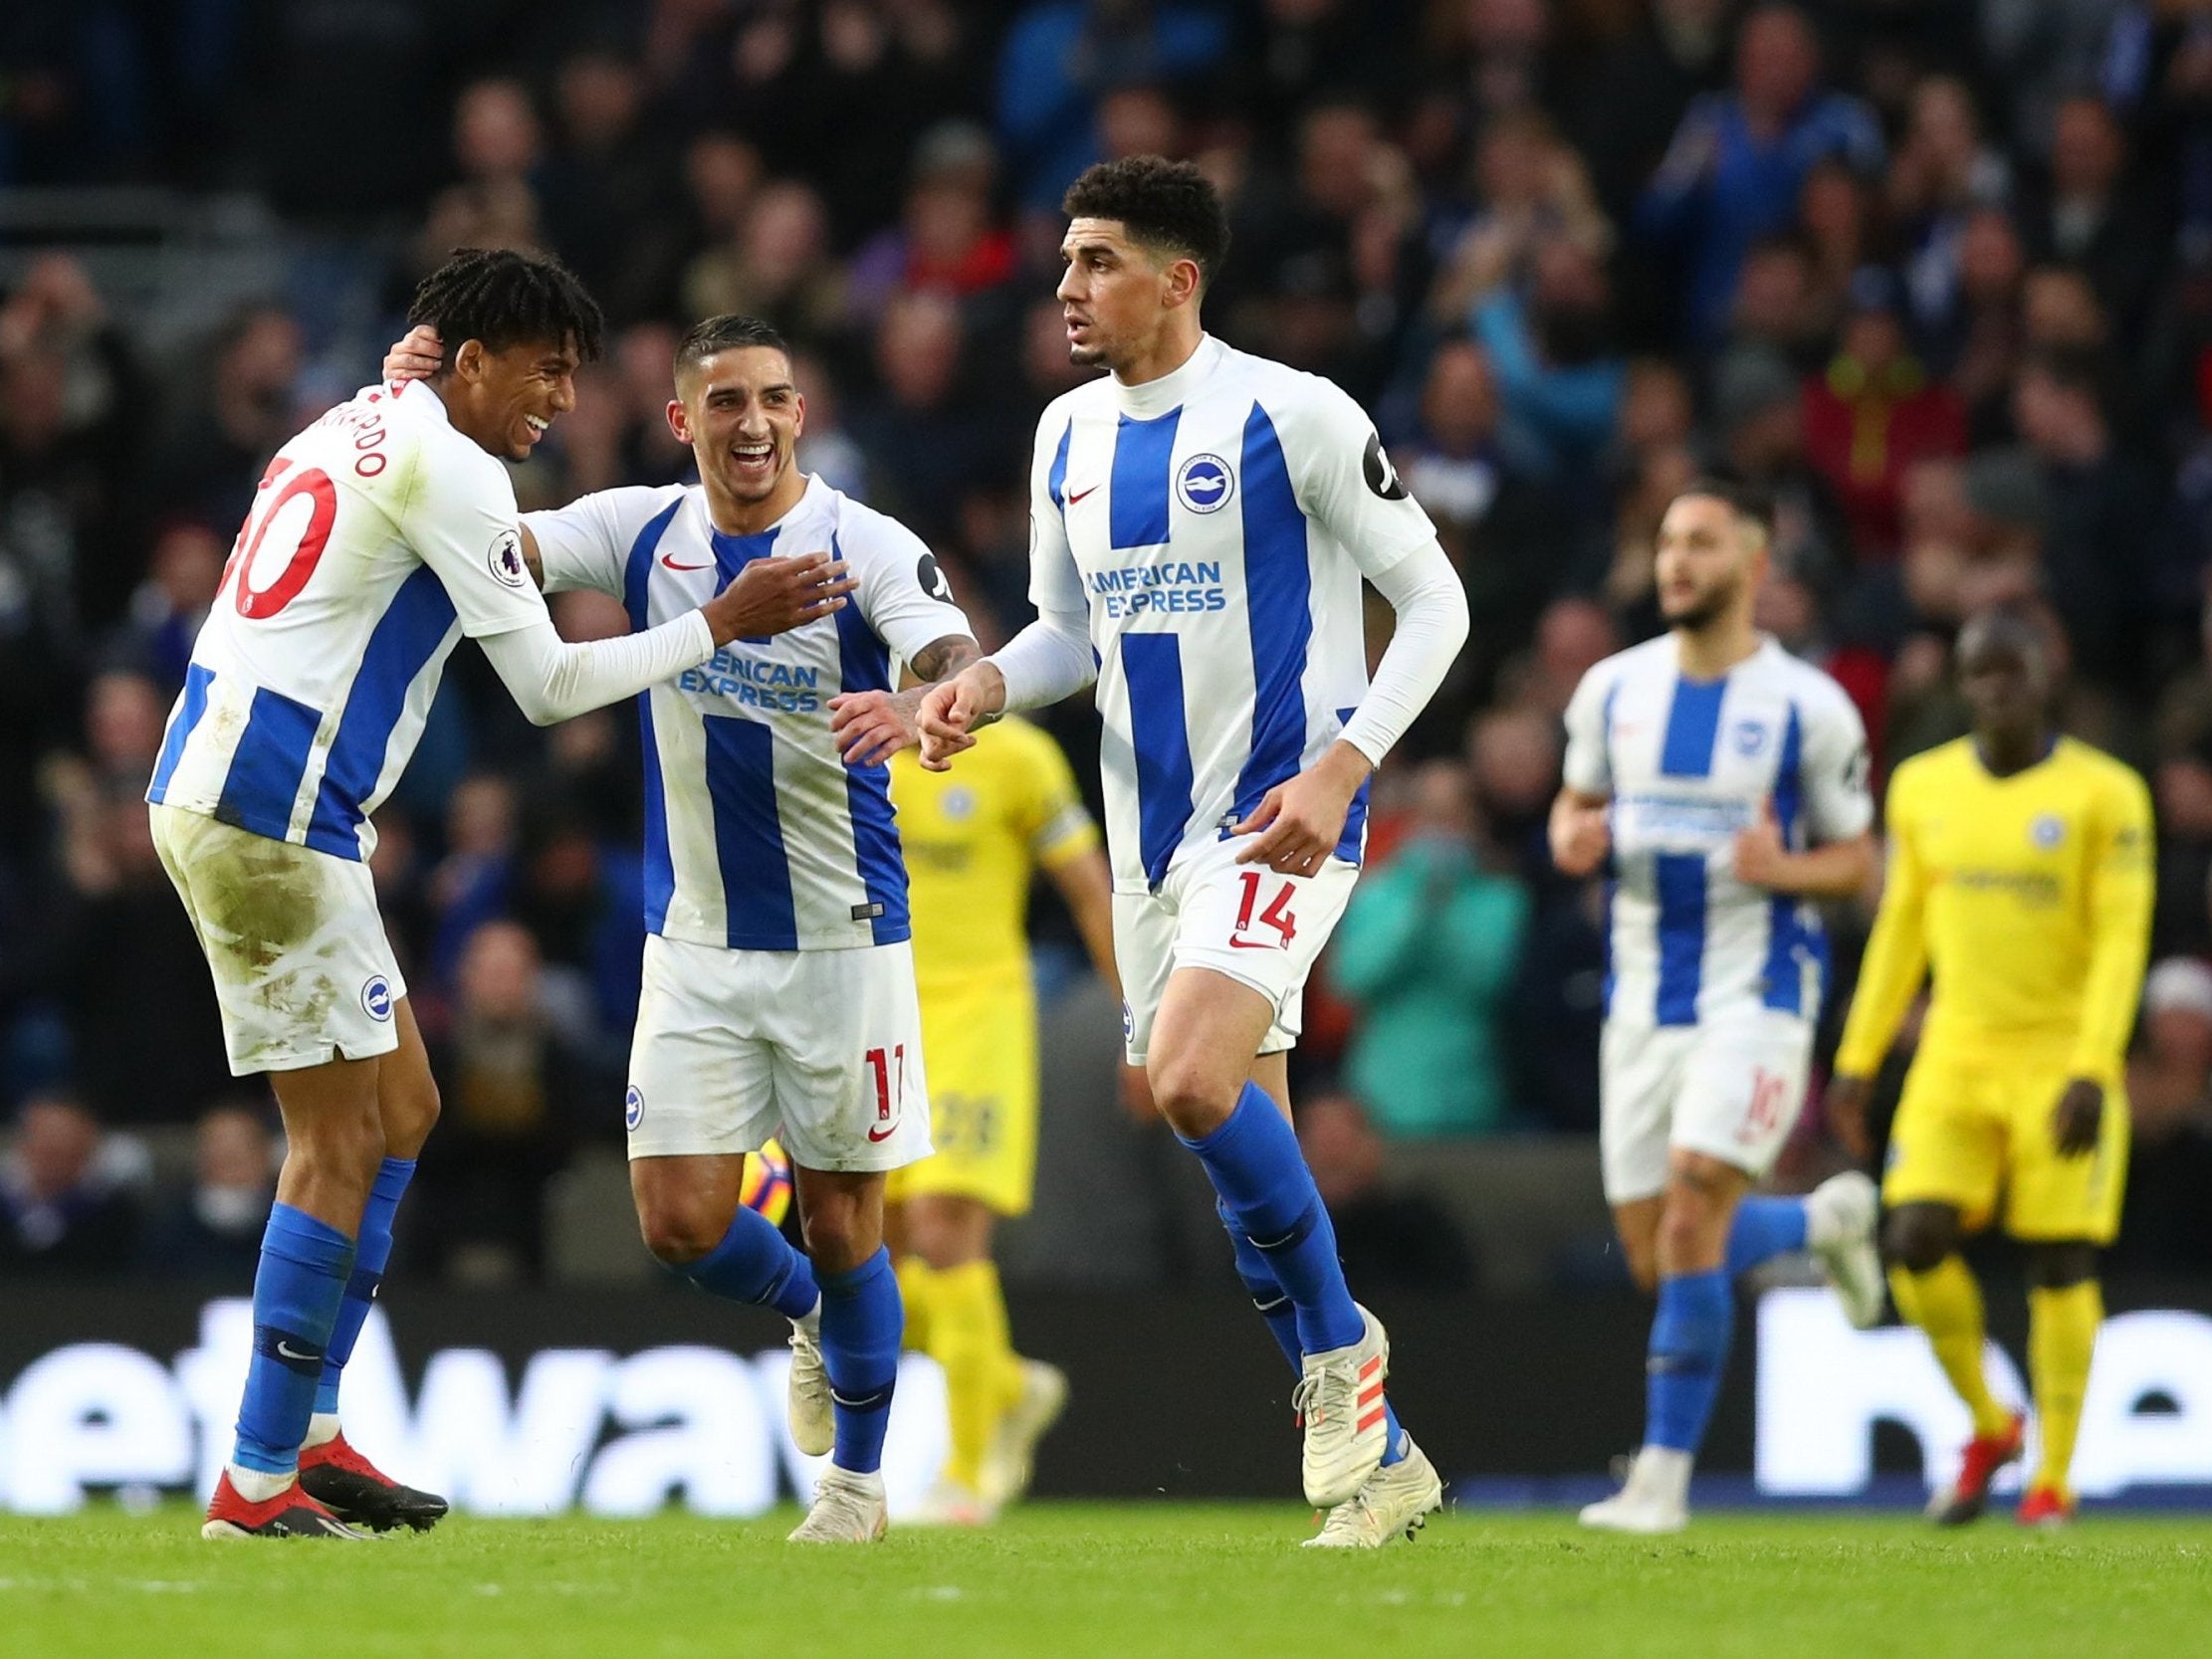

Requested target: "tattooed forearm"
[
  {"left": 910, "top": 634, "right": 982, "bottom": 683},
  {"left": 519, "top": 524, "right": 547, "bottom": 592}
]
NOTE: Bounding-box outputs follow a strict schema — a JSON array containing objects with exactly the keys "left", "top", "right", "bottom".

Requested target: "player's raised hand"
[
  {"left": 700, "top": 551, "right": 854, "bottom": 645},
  {"left": 2052, "top": 1078, "right": 2104, "bottom": 1158},
  {"left": 1731, "top": 798, "right": 1789, "bottom": 888},
  {"left": 1824, "top": 1074, "right": 1874, "bottom": 1163},
  {"left": 917, "top": 663, "right": 1005, "bottom": 771},
  {"left": 383, "top": 324, "right": 444, "bottom": 382},
  {"left": 1233, "top": 742, "right": 1371, "bottom": 876},
  {"left": 1548, "top": 792, "right": 1611, "bottom": 877},
  {"left": 828, "top": 688, "right": 922, "bottom": 768}
]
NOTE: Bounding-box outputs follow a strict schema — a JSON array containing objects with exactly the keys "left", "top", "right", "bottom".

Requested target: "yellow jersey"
[
  {"left": 889, "top": 719, "right": 1099, "bottom": 995},
  {"left": 1835, "top": 735, "right": 2153, "bottom": 1077}
]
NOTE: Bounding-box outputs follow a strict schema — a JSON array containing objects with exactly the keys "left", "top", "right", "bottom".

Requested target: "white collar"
[{"left": 1111, "top": 334, "right": 1223, "bottom": 420}]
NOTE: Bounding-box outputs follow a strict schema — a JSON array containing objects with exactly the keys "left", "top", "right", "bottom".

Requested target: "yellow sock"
[
  {"left": 929, "top": 1258, "right": 1020, "bottom": 1494},
  {"left": 2029, "top": 1281, "right": 2101, "bottom": 1499},
  {"left": 896, "top": 1255, "right": 938, "bottom": 1353},
  {"left": 1889, "top": 1256, "right": 2014, "bottom": 1440}
]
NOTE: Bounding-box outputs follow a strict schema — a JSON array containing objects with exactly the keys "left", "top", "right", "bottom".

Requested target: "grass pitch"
[{"left": 2, "top": 1504, "right": 2205, "bottom": 1659}]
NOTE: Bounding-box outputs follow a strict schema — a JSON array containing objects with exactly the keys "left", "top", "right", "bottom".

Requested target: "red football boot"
[
  {"left": 1926, "top": 1411, "right": 2026, "bottom": 1527},
  {"left": 298, "top": 1431, "right": 450, "bottom": 1533},
  {"left": 2018, "top": 1485, "right": 2077, "bottom": 1529},
  {"left": 201, "top": 1471, "right": 365, "bottom": 1540}
]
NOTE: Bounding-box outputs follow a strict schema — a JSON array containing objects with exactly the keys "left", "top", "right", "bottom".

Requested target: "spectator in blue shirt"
[{"left": 1637, "top": 4, "right": 1883, "bottom": 345}]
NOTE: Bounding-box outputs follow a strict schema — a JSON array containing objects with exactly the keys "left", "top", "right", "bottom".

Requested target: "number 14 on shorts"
[{"left": 1230, "top": 871, "right": 1298, "bottom": 950}]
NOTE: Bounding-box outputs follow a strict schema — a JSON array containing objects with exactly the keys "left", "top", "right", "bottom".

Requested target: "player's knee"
[
  {"left": 799, "top": 1205, "right": 866, "bottom": 1274},
  {"left": 1146, "top": 1054, "right": 1235, "bottom": 1138},
  {"left": 636, "top": 1197, "right": 726, "bottom": 1267},
  {"left": 384, "top": 1074, "right": 440, "bottom": 1154},
  {"left": 1881, "top": 1205, "right": 1956, "bottom": 1275},
  {"left": 1622, "top": 1240, "right": 1659, "bottom": 1295},
  {"left": 2025, "top": 1241, "right": 2099, "bottom": 1290}
]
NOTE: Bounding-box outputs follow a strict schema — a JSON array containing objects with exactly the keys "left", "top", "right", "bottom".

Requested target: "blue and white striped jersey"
[
  {"left": 148, "top": 382, "right": 549, "bottom": 860},
  {"left": 1563, "top": 635, "right": 1874, "bottom": 1027},
  {"left": 1028, "top": 335, "right": 1438, "bottom": 894},
  {"left": 527, "top": 476, "right": 971, "bottom": 952}
]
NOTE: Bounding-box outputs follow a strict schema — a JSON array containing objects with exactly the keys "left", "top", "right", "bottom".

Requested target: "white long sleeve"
[
  {"left": 989, "top": 603, "right": 1098, "bottom": 712},
  {"left": 478, "top": 609, "right": 716, "bottom": 726},
  {"left": 1338, "top": 538, "right": 1469, "bottom": 766}
]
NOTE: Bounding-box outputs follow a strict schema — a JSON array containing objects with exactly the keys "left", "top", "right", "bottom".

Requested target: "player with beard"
[{"left": 1550, "top": 480, "right": 1885, "bottom": 1534}]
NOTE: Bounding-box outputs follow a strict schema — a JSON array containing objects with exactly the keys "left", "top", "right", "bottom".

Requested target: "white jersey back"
[
  {"left": 1563, "top": 635, "right": 1873, "bottom": 1028},
  {"left": 147, "top": 382, "right": 546, "bottom": 861},
  {"left": 1027, "top": 335, "right": 1437, "bottom": 893},
  {"left": 528, "top": 475, "right": 970, "bottom": 952}
]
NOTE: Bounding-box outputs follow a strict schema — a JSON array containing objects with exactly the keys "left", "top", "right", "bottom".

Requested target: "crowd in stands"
[{"left": 7, "top": 0, "right": 2212, "bottom": 1283}]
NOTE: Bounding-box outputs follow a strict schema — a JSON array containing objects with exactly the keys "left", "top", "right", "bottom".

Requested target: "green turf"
[{"left": 2, "top": 1505, "right": 2206, "bottom": 1659}]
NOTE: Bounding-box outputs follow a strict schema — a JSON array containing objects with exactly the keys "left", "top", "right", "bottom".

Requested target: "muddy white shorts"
[
  {"left": 622, "top": 933, "right": 933, "bottom": 1174},
  {"left": 150, "top": 802, "right": 405, "bottom": 1075},
  {"left": 1113, "top": 834, "right": 1358, "bottom": 1065}
]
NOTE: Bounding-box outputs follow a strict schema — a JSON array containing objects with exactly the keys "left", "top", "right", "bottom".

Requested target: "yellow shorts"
[
  {"left": 885, "top": 979, "right": 1038, "bottom": 1216},
  {"left": 1882, "top": 1043, "right": 2128, "bottom": 1243}
]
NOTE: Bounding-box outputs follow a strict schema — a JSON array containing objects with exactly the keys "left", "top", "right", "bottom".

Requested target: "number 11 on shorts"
[{"left": 865, "top": 1044, "right": 906, "bottom": 1143}]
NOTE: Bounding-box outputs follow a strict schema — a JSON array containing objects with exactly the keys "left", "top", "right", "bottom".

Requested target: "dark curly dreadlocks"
[{"left": 405, "top": 247, "right": 605, "bottom": 370}]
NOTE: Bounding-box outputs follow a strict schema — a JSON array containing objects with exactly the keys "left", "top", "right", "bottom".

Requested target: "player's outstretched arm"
[{"left": 828, "top": 633, "right": 983, "bottom": 767}]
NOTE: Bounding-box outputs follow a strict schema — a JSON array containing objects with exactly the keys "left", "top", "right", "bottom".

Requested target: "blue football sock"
[
  {"left": 1183, "top": 1082, "right": 1362, "bottom": 1354},
  {"left": 316, "top": 1157, "right": 414, "bottom": 1416},
  {"left": 678, "top": 1204, "right": 819, "bottom": 1321},
  {"left": 1646, "top": 1269, "right": 1734, "bottom": 1455},
  {"left": 234, "top": 1203, "right": 355, "bottom": 1476},
  {"left": 1218, "top": 1197, "right": 1408, "bottom": 1466},
  {"left": 818, "top": 1246, "right": 901, "bottom": 1476},
  {"left": 1724, "top": 1195, "right": 1809, "bottom": 1279}
]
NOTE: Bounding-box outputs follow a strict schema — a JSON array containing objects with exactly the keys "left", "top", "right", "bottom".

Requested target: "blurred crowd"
[{"left": 8, "top": 0, "right": 2212, "bottom": 1284}]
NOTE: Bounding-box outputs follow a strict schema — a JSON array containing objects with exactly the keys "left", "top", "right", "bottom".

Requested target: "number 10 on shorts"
[{"left": 865, "top": 1044, "right": 907, "bottom": 1144}]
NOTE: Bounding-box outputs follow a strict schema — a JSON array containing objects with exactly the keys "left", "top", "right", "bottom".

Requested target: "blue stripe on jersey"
[
  {"left": 703, "top": 715, "right": 799, "bottom": 950},
  {"left": 1110, "top": 409, "right": 1181, "bottom": 550},
  {"left": 1233, "top": 405, "right": 1313, "bottom": 826},
  {"left": 1762, "top": 704, "right": 1812, "bottom": 1016},
  {"left": 1659, "top": 675, "right": 1727, "bottom": 777},
  {"left": 213, "top": 688, "right": 323, "bottom": 842},
  {"left": 1601, "top": 876, "right": 1619, "bottom": 1016},
  {"left": 624, "top": 500, "right": 685, "bottom": 932},
  {"left": 1047, "top": 419, "right": 1072, "bottom": 513},
  {"left": 1332, "top": 706, "right": 1371, "bottom": 864},
  {"left": 1653, "top": 852, "right": 1707, "bottom": 1026},
  {"left": 1121, "top": 633, "right": 1196, "bottom": 889},
  {"left": 147, "top": 663, "right": 215, "bottom": 803},
  {"left": 833, "top": 536, "right": 911, "bottom": 945},
  {"left": 304, "top": 567, "right": 458, "bottom": 859}
]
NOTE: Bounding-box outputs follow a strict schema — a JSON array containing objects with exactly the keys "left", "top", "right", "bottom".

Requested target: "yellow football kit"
[
  {"left": 1836, "top": 735, "right": 2153, "bottom": 1242},
  {"left": 886, "top": 718, "right": 1099, "bottom": 1216}
]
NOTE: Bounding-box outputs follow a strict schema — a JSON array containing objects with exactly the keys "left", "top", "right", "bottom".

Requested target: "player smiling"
[{"left": 918, "top": 156, "right": 1469, "bottom": 1546}]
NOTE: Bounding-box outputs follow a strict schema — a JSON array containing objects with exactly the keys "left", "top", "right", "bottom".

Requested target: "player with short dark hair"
[
  {"left": 919, "top": 156, "right": 1470, "bottom": 1546},
  {"left": 1827, "top": 608, "right": 2153, "bottom": 1528},
  {"left": 156, "top": 248, "right": 779, "bottom": 1540},
  {"left": 1553, "top": 481, "right": 1884, "bottom": 1534}
]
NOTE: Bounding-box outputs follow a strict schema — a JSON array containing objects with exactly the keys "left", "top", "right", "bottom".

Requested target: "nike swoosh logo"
[
  {"left": 1065, "top": 484, "right": 1099, "bottom": 505},
  {"left": 662, "top": 553, "right": 713, "bottom": 571},
  {"left": 1227, "top": 936, "right": 1276, "bottom": 950},
  {"left": 276, "top": 1341, "right": 319, "bottom": 1361},
  {"left": 867, "top": 1122, "right": 899, "bottom": 1142}
]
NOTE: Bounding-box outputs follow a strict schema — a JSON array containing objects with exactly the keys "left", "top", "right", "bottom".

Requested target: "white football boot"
[
  {"left": 1303, "top": 1438, "right": 1443, "bottom": 1549},
  {"left": 905, "top": 1477, "right": 996, "bottom": 1529},
  {"left": 1579, "top": 1446, "right": 1691, "bottom": 1535},
  {"left": 979, "top": 1359, "right": 1069, "bottom": 1511},
  {"left": 1805, "top": 1170, "right": 1886, "bottom": 1330},
  {"left": 785, "top": 1307, "right": 834, "bottom": 1457},
  {"left": 788, "top": 1467, "right": 888, "bottom": 1543},
  {"left": 1294, "top": 1304, "right": 1392, "bottom": 1509}
]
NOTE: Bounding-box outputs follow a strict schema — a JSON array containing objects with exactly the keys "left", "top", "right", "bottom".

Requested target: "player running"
[
  {"left": 1552, "top": 480, "right": 1885, "bottom": 1536},
  {"left": 151, "top": 251, "right": 831, "bottom": 1540},
  {"left": 917, "top": 156, "right": 1469, "bottom": 1546},
  {"left": 1826, "top": 609, "right": 2152, "bottom": 1529},
  {"left": 886, "top": 717, "right": 1119, "bottom": 1525},
  {"left": 387, "top": 311, "right": 980, "bottom": 1543}
]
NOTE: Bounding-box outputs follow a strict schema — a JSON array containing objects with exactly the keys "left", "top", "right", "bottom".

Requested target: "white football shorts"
[
  {"left": 1114, "top": 832, "right": 1358, "bottom": 1065},
  {"left": 149, "top": 802, "right": 405, "bottom": 1075},
  {"left": 623, "top": 933, "right": 933, "bottom": 1174},
  {"left": 1599, "top": 1009, "right": 1814, "bottom": 1203}
]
